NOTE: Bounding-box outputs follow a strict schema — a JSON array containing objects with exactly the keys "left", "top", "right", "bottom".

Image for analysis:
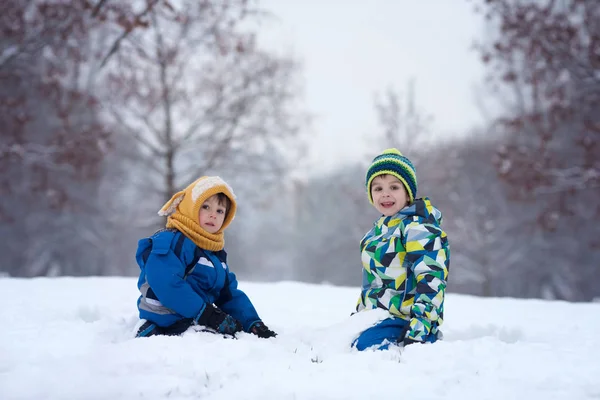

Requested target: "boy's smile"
[{"left": 370, "top": 175, "right": 409, "bottom": 216}]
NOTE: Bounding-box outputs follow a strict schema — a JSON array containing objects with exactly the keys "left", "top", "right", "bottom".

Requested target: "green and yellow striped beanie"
[{"left": 365, "top": 148, "right": 418, "bottom": 204}]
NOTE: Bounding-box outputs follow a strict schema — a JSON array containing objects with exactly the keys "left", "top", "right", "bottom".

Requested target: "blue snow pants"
[{"left": 353, "top": 317, "right": 437, "bottom": 351}]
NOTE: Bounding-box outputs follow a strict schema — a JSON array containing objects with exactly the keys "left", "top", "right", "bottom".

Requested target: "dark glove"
[
  {"left": 402, "top": 337, "right": 423, "bottom": 347},
  {"left": 399, "top": 325, "right": 423, "bottom": 347},
  {"left": 249, "top": 321, "right": 277, "bottom": 338},
  {"left": 195, "top": 304, "right": 243, "bottom": 335}
]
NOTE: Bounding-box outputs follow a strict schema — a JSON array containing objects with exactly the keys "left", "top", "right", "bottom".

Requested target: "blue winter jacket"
[{"left": 136, "top": 229, "right": 261, "bottom": 330}]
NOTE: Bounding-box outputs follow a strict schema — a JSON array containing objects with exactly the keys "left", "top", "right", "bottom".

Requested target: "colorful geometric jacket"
[{"left": 356, "top": 197, "right": 450, "bottom": 342}]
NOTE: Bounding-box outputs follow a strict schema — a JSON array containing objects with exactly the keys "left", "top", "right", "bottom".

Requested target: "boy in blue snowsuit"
[
  {"left": 353, "top": 149, "right": 450, "bottom": 350},
  {"left": 135, "top": 176, "right": 276, "bottom": 339}
]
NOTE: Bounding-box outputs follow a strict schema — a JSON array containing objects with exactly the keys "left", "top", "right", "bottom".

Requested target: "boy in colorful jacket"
[
  {"left": 353, "top": 149, "right": 450, "bottom": 351},
  {"left": 135, "top": 176, "right": 276, "bottom": 339}
]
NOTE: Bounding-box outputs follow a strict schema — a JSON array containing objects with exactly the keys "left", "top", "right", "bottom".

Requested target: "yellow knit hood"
[{"left": 158, "top": 176, "right": 237, "bottom": 251}]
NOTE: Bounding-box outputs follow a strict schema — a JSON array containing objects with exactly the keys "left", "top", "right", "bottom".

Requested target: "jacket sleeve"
[
  {"left": 403, "top": 217, "right": 449, "bottom": 342},
  {"left": 215, "top": 269, "right": 261, "bottom": 332},
  {"left": 145, "top": 234, "right": 206, "bottom": 319}
]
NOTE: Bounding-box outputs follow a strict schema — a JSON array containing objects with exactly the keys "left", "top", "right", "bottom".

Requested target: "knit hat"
[
  {"left": 158, "top": 176, "right": 237, "bottom": 251},
  {"left": 365, "top": 148, "right": 417, "bottom": 204}
]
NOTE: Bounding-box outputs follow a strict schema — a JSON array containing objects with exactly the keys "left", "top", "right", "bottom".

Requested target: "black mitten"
[
  {"left": 249, "top": 321, "right": 277, "bottom": 338},
  {"left": 398, "top": 325, "right": 423, "bottom": 347},
  {"left": 195, "top": 304, "right": 243, "bottom": 335},
  {"left": 402, "top": 337, "right": 423, "bottom": 347}
]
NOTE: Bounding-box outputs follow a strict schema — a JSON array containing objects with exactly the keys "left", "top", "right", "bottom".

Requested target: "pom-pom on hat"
[{"left": 365, "top": 148, "right": 417, "bottom": 204}]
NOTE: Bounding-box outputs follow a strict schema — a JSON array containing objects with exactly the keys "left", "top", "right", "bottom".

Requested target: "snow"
[{"left": 1, "top": 277, "right": 599, "bottom": 400}]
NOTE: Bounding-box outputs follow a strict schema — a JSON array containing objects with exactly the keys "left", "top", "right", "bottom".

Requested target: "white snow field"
[{"left": 1, "top": 277, "right": 599, "bottom": 400}]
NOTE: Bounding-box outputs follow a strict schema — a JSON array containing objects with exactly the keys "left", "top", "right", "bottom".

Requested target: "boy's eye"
[
  {"left": 202, "top": 204, "right": 209, "bottom": 210},
  {"left": 373, "top": 187, "right": 382, "bottom": 192},
  {"left": 391, "top": 185, "right": 400, "bottom": 190},
  {"left": 217, "top": 209, "right": 225, "bottom": 214}
]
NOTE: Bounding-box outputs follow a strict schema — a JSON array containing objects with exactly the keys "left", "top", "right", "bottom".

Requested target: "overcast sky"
[{"left": 259, "top": 1, "right": 488, "bottom": 174}]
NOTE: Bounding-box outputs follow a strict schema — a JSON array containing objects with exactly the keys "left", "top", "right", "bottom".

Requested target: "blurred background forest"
[{"left": 1, "top": 0, "right": 598, "bottom": 301}]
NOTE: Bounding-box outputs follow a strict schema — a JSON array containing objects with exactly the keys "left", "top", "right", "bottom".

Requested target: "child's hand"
[
  {"left": 249, "top": 321, "right": 277, "bottom": 338},
  {"left": 195, "top": 304, "right": 243, "bottom": 335}
]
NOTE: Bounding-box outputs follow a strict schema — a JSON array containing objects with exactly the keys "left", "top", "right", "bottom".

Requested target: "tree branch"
[
  {"left": 99, "top": 0, "right": 161, "bottom": 69},
  {"left": 91, "top": 0, "right": 109, "bottom": 17}
]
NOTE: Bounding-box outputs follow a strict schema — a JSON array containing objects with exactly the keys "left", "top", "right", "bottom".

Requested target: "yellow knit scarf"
[{"left": 166, "top": 212, "right": 224, "bottom": 252}]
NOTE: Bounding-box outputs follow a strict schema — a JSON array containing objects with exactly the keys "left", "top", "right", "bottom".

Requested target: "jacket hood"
[{"left": 398, "top": 197, "right": 443, "bottom": 225}]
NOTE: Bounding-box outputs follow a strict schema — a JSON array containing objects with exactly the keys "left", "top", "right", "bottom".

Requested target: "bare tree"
[
  {"left": 476, "top": 0, "right": 600, "bottom": 220},
  {"left": 373, "top": 80, "right": 433, "bottom": 154},
  {"left": 430, "top": 135, "right": 528, "bottom": 297},
  {"left": 0, "top": 0, "right": 175, "bottom": 217},
  {"left": 103, "top": 0, "right": 304, "bottom": 210},
  {"left": 0, "top": 0, "right": 183, "bottom": 276}
]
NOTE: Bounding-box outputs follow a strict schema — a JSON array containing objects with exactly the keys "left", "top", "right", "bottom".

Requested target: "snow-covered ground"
[{"left": 1, "top": 277, "right": 599, "bottom": 400}]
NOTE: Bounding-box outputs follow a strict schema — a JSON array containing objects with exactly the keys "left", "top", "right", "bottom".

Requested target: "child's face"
[
  {"left": 198, "top": 194, "right": 227, "bottom": 234},
  {"left": 370, "top": 175, "right": 409, "bottom": 216}
]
